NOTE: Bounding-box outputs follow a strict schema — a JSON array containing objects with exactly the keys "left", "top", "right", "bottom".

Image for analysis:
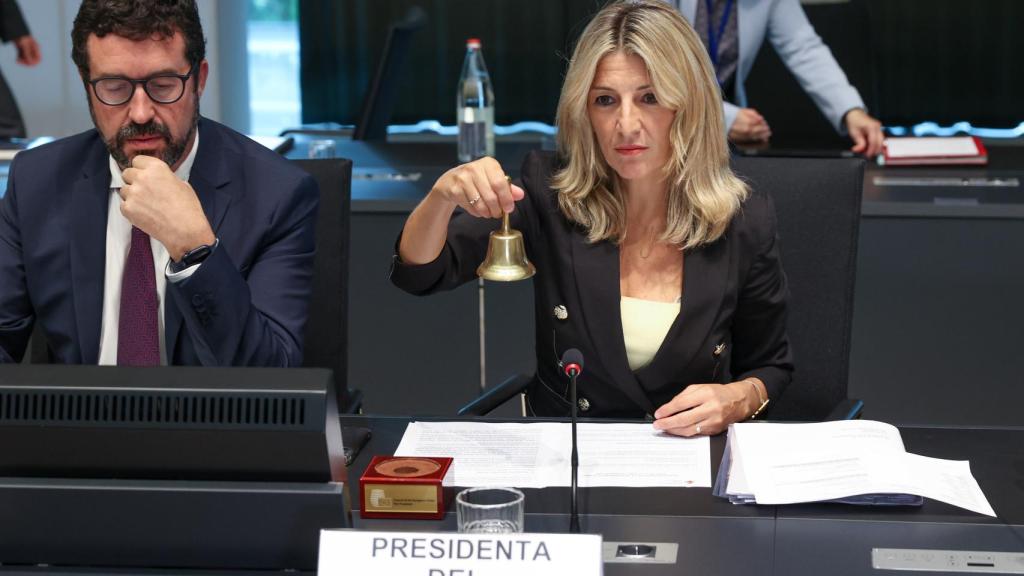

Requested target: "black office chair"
[
  {"left": 293, "top": 158, "right": 362, "bottom": 414},
  {"left": 732, "top": 156, "right": 864, "bottom": 421},
  {"left": 460, "top": 156, "right": 865, "bottom": 422}
]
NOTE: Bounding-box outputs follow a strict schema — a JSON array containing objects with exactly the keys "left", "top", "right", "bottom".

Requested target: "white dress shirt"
[{"left": 97, "top": 133, "right": 200, "bottom": 365}]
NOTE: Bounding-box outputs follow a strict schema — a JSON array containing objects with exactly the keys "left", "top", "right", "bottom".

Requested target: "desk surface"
[
  {"left": 343, "top": 415, "right": 1024, "bottom": 575},
  {"left": 286, "top": 135, "right": 543, "bottom": 214}
]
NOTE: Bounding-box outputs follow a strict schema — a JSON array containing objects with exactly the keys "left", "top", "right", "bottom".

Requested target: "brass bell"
[{"left": 476, "top": 212, "right": 536, "bottom": 281}]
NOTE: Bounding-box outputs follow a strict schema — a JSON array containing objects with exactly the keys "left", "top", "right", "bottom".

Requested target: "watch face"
[{"left": 182, "top": 244, "right": 213, "bottom": 266}]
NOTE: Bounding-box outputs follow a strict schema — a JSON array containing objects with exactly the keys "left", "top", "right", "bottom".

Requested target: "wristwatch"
[{"left": 170, "top": 239, "right": 218, "bottom": 273}]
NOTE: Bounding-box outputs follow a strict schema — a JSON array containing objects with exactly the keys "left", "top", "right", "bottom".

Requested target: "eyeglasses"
[{"left": 88, "top": 65, "right": 197, "bottom": 106}]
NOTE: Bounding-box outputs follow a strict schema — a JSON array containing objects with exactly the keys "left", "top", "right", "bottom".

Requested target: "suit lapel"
[
  {"left": 69, "top": 143, "right": 112, "bottom": 364},
  {"left": 643, "top": 236, "right": 731, "bottom": 382},
  {"left": 570, "top": 231, "right": 655, "bottom": 414},
  {"left": 165, "top": 119, "right": 234, "bottom": 362}
]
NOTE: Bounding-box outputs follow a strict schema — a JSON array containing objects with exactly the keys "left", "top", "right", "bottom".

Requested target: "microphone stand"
[{"left": 569, "top": 367, "right": 580, "bottom": 533}]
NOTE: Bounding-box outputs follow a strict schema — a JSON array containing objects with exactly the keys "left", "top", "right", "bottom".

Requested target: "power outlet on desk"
[
  {"left": 603, "top": 542, "right": 678, "bottom": 564},
  {"left": 873, "top": 548, "right": 1024, "bottom": 573}
]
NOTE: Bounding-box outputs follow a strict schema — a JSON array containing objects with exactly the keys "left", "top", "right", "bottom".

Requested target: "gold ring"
[
  {"left": 468, "top": 195, "right": 481, "bottom": 205},
  {"left": 695, "top": 423, "right": 702, "bottom": 435}
]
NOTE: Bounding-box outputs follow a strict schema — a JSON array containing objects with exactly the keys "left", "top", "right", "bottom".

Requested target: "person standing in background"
[
  {"left": 673, "top": 0, "right": 884, "bottom": 156},
  {"left": 0, "top": 0, "right": 41, "bottom": 137}
]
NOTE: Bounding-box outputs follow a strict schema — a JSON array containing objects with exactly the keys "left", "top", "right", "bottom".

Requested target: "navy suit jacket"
[
  {"left": 0, "top": 117, "right": 318, "bottom": 366},
  {"left": 391, "top": 151, "right": 792, "bottom": 418}
]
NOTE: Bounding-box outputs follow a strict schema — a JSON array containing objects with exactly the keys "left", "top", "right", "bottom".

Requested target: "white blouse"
[{"left": 621, "top": 296, "right": 681, "bottom": 371}]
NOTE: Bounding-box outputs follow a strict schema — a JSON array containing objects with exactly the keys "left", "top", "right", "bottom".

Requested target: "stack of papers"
[
  {"left": 881, "top": 136, "right": 988, "bottom": 166},
  {"left": 713, "top": 420, "right": 995, "bottom": 516},
  {"left": 395, "top": 421, "right": 711, "bottom": 488}
]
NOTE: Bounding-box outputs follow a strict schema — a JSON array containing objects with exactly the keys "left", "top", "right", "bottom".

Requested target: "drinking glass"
[
  {"left": 307, "top": 139, "right": 336, "bottom": 159},
  {"left": 456, "top": 487, "right": 524, "bottom": 534}
]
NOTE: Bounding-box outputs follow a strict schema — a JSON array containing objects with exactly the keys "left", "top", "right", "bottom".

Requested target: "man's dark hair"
[{"left": 71, "top": 0, "right": 206, "bottom": 80}]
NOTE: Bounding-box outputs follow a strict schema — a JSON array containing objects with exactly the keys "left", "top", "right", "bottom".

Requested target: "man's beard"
[{"left": 93, "top": 100, "right": 200, "bottom": 170}]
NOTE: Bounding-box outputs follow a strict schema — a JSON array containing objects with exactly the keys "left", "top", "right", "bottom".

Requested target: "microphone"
[
  {"left": 561, "top": 348, "right": 583, "bottom": 378},
  {"left": 560, "top": 348, "right": 584, "bottom": 533}
]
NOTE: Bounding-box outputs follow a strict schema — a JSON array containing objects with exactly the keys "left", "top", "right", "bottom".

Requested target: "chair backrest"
[
  {"left": 352, "top": 7, "right": 427, "bottom": 141},
  {"left": 292, "top": 158, "right": 358, "bottom": 413},
  {"left": 731, "top": 156, "right": 864, "bottom": 420}
]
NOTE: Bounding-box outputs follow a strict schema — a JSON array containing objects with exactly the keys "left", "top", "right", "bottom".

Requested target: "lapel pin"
[
  {"left": 714, "top": 342, "right": 726, "bottom": 356},
  {"left": 553, "top": 305, "right": 568, "bottom": 320}
]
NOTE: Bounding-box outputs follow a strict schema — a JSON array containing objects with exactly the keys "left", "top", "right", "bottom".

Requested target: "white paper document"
[
  {"left": 884, "top": 136, "right": 981, "bottom": 158},
  {"left": 394, "top": 421, "right": 710, "bottom": 488},
  {"left": 721, "top": 421, "right": 995, "bottom": 517}
]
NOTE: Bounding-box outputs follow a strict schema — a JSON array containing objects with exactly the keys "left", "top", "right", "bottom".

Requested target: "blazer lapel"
[
  {"left": 571, "top": 231, "right": 655, "bottom": 414},
  {"left": 165, "top": 119, "right": 234, "bottom": 362},
  {"left": 647, "top": 236, "right": 731, "bottom": 382},
  {"left": 69, "top": 145, "right": 112, "bottom": 364}
]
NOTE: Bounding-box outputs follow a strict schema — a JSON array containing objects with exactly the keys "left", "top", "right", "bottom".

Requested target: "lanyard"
[{"left": 705, "top": 0, "right": 735, "bottom": 82}]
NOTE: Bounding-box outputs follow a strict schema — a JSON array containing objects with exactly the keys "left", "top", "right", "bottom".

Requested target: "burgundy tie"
[{"left": 117, "top": 226, "right": 160, "bottom": 366}]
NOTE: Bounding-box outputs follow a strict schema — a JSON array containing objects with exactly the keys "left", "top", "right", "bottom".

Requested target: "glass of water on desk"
[
  {"left": 307, "top": 139, "right": 336, "bottom": 159},
  {"left": 456, "top": 487, "right": 524, "bottom": 533}
]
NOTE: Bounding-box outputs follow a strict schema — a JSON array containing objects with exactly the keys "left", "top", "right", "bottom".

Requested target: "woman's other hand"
[{"left": 651, "top": 379, "right": 766, "bottom": 436}]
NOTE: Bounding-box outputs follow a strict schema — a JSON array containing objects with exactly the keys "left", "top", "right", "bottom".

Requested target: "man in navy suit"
[{"left": 0, "top": 0, "right": 318, "bottom": 366}]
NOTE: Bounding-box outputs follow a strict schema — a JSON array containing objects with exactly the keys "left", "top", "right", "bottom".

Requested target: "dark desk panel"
[
  {"left": 848, "top": 215, "right": 1024, "bottom": 427},
  {"left": 849, "top": 145, "right": 1024, "bottom": 427},
  {"left": 863, "top": 145, "right": 1024, "bottom": 218}
]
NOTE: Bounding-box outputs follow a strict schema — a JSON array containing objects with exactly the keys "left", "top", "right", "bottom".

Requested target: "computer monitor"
[
  {"left": 0, "top": 365, "right": 349, "bottom": 572},
  {"left": 352, "top": 6, "right": 427, "bottom": 141}
]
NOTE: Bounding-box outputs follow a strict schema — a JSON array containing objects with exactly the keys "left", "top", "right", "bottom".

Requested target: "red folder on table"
[{"left": 882, "top": 136, "right": 988, "bottom": 166}]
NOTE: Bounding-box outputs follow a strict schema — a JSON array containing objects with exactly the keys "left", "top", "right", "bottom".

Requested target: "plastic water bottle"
[{"left": 457, "top": 38, "right": 495, "bottom": 162}]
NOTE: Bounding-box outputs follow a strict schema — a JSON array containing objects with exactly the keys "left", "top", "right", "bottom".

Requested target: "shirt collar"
[{"left": 108, "top": 129, "right": 200, "bottom": 189}]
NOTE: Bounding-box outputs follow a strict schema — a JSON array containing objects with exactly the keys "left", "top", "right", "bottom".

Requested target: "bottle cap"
[{"left": 467, "top": 38, "right": 481, "bottom": 48}]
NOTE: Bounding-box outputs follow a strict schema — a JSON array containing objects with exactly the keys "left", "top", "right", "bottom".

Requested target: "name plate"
[{"left": 319, "top": 530, "right": 602, "bottom": 576}]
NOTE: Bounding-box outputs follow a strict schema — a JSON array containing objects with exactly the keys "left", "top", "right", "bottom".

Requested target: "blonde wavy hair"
[{"left": 552, "top": 0, "right": 748, "bottom": 249}]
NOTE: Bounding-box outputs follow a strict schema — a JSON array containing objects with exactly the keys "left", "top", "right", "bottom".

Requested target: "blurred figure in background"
[
  {"left": 672, "top": 0, "right": 883, "bottom": 156},
  {"left": 0, "top": 0, "right": 40, "bottom": 137}
]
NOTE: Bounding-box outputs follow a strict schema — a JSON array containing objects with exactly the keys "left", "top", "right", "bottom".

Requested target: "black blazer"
[{"left": 391, "top": 150, "right": 792, "bottom": 418}]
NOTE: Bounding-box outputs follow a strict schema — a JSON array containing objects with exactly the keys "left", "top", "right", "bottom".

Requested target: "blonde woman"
[{"left": 391, "top": 0, "right": 791, "bottom": 436}]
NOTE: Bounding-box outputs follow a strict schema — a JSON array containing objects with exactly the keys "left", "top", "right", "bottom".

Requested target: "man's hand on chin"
[{"left": 119, "top": 155, "right": 215, "bottom": 262}]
